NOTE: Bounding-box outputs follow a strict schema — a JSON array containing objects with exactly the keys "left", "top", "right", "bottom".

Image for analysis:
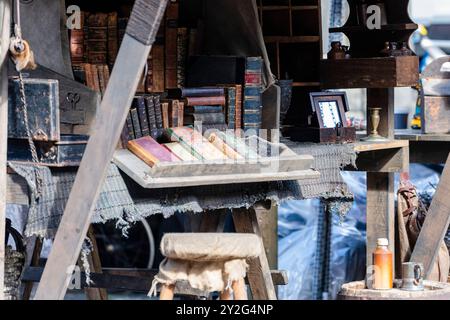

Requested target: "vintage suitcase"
[
  {"left": 8, "top": 78, "right": 60, "bottom": 141},
  {"left": 8, "top": 134, "right": 88, "bottom": 167}
]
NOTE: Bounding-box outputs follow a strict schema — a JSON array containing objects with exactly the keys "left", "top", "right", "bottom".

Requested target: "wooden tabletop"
[{"left": 395, "top": 129, "right": 450, "bottom": 142}]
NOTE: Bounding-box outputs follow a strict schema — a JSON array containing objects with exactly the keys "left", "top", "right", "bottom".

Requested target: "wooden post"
[
  {"left": 34, "top": 0, "right": 169, "bottom": 300},
  {"left": 0, "top": 0, "right": 11, "bottom": 301},
  {"left": 410, "top": 154, "right": 450, "bottom": 278},
  {"left": 366, "top": 88, "right": 396, "bottom": 270}
]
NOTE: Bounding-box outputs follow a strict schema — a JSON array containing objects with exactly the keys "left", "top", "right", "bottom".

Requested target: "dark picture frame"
[{"left": 309, "top": 92, "right": 350, "bottom": 129}]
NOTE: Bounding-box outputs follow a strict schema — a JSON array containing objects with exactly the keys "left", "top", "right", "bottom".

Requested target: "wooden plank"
[
  {"left": 353, "top": 146, "right": 409, "bottom": 173},
  {"left": 232, "top": 208, "right": 277, "bottom": 300},
  {"left": 0, "top": 0, "right": 11, "bottom": 301},
  {"left": 321, "top": 56, "right": 419, "bottom": 89},
  {"left": 366, "top": 172, "right": 395, "bottom": 273},
  {"left": 22, "top": 237, "right": 43, "bottom": 300},
  {"left": 83, "top": 227, "right": 108, "bottom": 300},
  {"left": 113, "top": 149, "right": 320, "bottom": 189},
  {"left": 255, "top": 204, "right": 278, "bottom": 270},
  {"left": 395, "top": 130, "right": 450, "bottom": 142},
  {"left": 34, "top": 0, "right": 169, "bottom": 300},
  {"left": 354, "top": 140, "right": 408, "bottom": 153},
  {"left": 410, "top": 155, "right": 450, "bottom": 279}
]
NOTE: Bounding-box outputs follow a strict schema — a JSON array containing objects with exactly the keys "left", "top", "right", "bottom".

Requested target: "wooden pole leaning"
[
  {"left": 34, "top": 0, "right": 169, "bottom": 300},
  {"left": 0, "top": 0, "right": 11, "bottom": 301}
]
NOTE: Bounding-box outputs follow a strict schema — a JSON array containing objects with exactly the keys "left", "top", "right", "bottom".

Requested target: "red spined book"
[
  {"left": 128, "top": 136, "right": 180, "bottom": 167},
  {"left": 184, "top": 96, "right": 226, "bottom": 106}
]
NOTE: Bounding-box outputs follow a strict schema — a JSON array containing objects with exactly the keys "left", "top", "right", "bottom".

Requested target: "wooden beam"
[
  {"left": 0, "top": 0, "right": 11, "bottom": 301},
  {"left": 34, "top": 0, "right": 169, "bottom": 300},
  {"left": 232, "top": 208, "right": 277, "bottom": 300},
  {"left": 410, "top": 155, "right": 450, "bottom": 279}
]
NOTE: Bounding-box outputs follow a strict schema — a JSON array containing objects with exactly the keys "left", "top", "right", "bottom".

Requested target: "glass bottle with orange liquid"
[{"left": 372, "top": 238, "right": 393, "bottom": 290}]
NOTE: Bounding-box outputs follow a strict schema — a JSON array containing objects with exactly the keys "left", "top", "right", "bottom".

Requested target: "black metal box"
[
  {"left": 8, "top": 78, "right": 60, "bottom": 141},
  {"left": 8, "top": 134, "right": 88, "bottom": 167}
]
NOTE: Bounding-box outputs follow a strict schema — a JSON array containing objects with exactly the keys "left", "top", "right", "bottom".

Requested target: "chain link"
[{"left": 18, "top": 72, "right": 43, "bottom": 197}]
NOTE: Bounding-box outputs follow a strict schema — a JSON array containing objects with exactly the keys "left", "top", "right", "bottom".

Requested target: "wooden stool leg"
[
  {"left": 232, "top": 208, "right": 277, "bottom": 300},
  {"left": 220, "top": 287, "right": 233, "bottom": 300},
  {"left": 22, "top": 236, "right": 43, "bottom": 300},
  {"left": 232, "top": 278, "right": 248, "bottom": 300},
  {"left": 160, "top": 284, "right": 175, "bottom": 300}
]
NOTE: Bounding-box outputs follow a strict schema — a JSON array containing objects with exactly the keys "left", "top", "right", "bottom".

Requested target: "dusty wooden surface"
[
  {"left": 34, "top": 0, "right": 169, "bottom": 300},
  {"left": 0, "top": 0, "right": 11, "bottom": 301},
  {"left": 232, "top": 208, "right": 277, "bottom": 300},
  {"left": 339, "top": 280, "right": 450, "bottom": 300},
  {"left": 113, "top": 149, "right": 319, "bottom": 189}
]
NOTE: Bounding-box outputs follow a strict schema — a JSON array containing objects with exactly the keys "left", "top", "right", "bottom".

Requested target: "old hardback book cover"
[
  {"left": 130, "top": 107, "right": 142, "bottom": 139},
  {"left": 225, "top": 87, "right": 236, "bottom": 129},
  {"left": 126, "top": 113, "right": 135, "bottom": 140},
  {"left": 165, "top": 127, "right": 228, "bottom": 160},
  {"left": 194, "top": 123, "right": 228, "bottom": 134},
  {"left": 177, "top": 101, "right": 184, "bottom": 127},
  {"left": 153, "top": 95, "right": 164, "bottom": 133},
  {"left": 184, "top": 105, "right": 223, "bottom": 113},
  {"left": 165, "top": 1, "right": 179, "bottom": 89},
  {"left": 70, "top": 11, "right": 85, "bottom": 65},
  {"left": 161, "top": 102, "right": 170, "bottom": 129},
  {"left": 82, "top": 63, "right": 94, "bottom": 89},
  {"left": 176, "top": 27, "right": 188, "bottom": 88},
  {"left": 208, "top": 132, "right": 243, "bottom": 160},
  {"left": 134, "top": 97, "right": 150, "bottom": 137},
  {"left": 168, "top": 87, "right": 225, "bottom": 98},
  {"left": 91, "top": 64, "right": 101, "bottom": 93},
  {"left": 244, "top": 57, "right": 263, "bottom": 131},
  {"left": 128, "top": 136, "right": 180, "bottom": 167},
  {"left": 163, "top": 142, "right": 199, "bottom": 161},
  {"left": 87, "top": 13, "right": 108, "bottom": 64},
  {"left": 184, "top": 96, "right": 226, "bottom": 107},
  {"left": 235, "top": 84, "right": 242, "bottom": 130},
  {"left": 98, "top": 65, "right": 106, "bottom": 96},
  {"left": 144, "top": 96, "right": 158, "bottom": 138},
  {"left": 149, "top": 44, "right": 165, "bottom": 92},
  {"left": 184, "top": 112, "right": 225, "bottom": 125},
  {"left": 169, "top": 100, "right": 179, "bottom": 127},
  {"left": 107, "top": 12, "right": 118, "bottom": 67}
]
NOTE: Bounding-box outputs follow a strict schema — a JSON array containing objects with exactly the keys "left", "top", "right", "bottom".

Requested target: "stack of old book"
[
  {"left": 127, "top": 127, "right": 259, "bottom": 168},
  {"left": 169, "top": 88, "right": 228, "bottom": 133}
]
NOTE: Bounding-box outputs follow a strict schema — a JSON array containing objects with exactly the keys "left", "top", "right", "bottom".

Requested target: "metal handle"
[{"left": 414, "top": 264, "right": 422, "bottom": 286}]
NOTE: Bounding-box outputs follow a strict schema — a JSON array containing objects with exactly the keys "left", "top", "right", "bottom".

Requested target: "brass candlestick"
[{"left": 362, "top": 108, "right": 388, "bottom": 141}]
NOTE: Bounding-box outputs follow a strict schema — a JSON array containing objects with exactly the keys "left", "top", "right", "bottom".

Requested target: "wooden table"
[{"left": 395, "top": 129, "right": 450, "bottom": 164}]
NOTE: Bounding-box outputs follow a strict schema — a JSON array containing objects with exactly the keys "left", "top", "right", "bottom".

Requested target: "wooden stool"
[{"left": 152, "top": 233, "right": 262, "bottom": 300}]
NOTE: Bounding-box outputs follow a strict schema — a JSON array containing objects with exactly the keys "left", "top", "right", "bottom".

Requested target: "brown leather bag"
[{"left": 396, "top": 180, "right": 449, "bottom": 282}]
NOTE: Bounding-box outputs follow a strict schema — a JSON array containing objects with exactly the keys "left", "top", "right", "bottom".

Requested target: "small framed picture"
[{"left": 309, "top": 92, "right": 349, "bottom": 129}]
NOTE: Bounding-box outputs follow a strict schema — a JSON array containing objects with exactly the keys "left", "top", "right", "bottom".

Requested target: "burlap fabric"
[{"left": 149, "top": 233, "right": 261, "bottom": 295}]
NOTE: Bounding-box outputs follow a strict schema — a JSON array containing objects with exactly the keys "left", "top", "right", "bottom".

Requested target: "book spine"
[
  {"left": 165, "top": 1, "right": 179, "bottom": 89},
  {"left": 181, "top": 87, "right": 225, "bottom": 97},
  {"left": 176, "top": 27, "right": 188, "bottom": 88},
  {"left": 185, "top": 96, "right": 226, "bottom": 106},
  {"left": 186, "top": 113, "right": 225, "bottom": 124},
  {"left": 170, "top": 100, "right": 179, "bottom": 127},
  {"left": 126, "top": 113, "right": 135, "bottom": 140},
  {"left": 185, "top": 106, "right": 223, "bottom": 113},
  {"left": 87, "top": 13, "right": 108, "bottom": 64},
  {"left": 98, "top": 64, "right": 106, "bottom": 96},
  {"left": 145, "top": 96, "right": 158, "bottom": 138},
  {"left": 151, "top": 44, "right": 165, "bottom": 93},
  {"left": 128, "top": 136, "right": 180, "bottom": 167},
  {"left": 91, "top": 64, "right": 101, "bottom": 92},
  {"left": 161, "top": 102, "right": 170, "bottom": 129},
  {"left": 195, "top": 123, "right": 228, "bottom": 134},
  {"left": 235, "top": 84, "right": 242, "bottom": 130},
  {"left": 243, "top": 57, "right": 263, "bottom": 132},
  {"left": 136, "top": 97, "right": 150, "bottom": 137},
  {"left": 102, "top": 65, "right": 110, "bottom": 88},
  {"left": 177, "top": 101, "right": 184, "bottom": 127},
  {"left": 226, "top": 87, "right": 236, "bottom": 129},
  {"left": 153, "top": 95, "right": 164, "bottom": 137},
  {"left": 70, "top": 11, "right": 85, "bottom": 65},
  {"left": 130, "top": 107, "right": 142, "bottom": 138},
  {"left": 107, "top": 12, "right": 118, "bottom": 68},
  {"left": 83, "top": 63, "right": 94, "bottom": 89}
]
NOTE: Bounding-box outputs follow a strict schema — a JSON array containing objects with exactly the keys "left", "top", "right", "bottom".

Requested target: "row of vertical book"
[{"left": 69, "top": 1, "right": 198, "bottom": 93}]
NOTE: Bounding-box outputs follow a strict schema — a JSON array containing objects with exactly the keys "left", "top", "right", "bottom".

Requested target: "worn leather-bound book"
[
  {"left": 144, "top": 96, "right": 158, "bottom": 138},
  {"left": 130, "top": 107, "right": 142, "bottom": 139},
  {"left": 70, "top": 11, "right": 85, "bottom": 65},
  {"left": 161, "top": 102, "right": 170, "bottom": 129},
  {"left": 163, "top": 142, "right": 199, "bottom": 161},
  {"left": 87, "top": 13, "right": 108, "bottom": 64},
  {"left": 134, "top": 96, "right": 149, "bottom": 137},
  {"left": 185, "top": 105, "right": 223, "bottom": 113},
  {"left": 91, "top": 64, "right": 101, "bottom": 93},
  {"left": 128, "top": 136, "right": 180, "bottom": 167},
  {"left": 165, "top": 1, "right": 179, "bottom": 89},
  {"left": 107, "top": 12, "right": 118, "bottom": 67},
  {"left": 184, "top": 96, "right": 226, "bottom": 106},
  {"left": 169, "top": 100, "right": 179, "bottom": 127},
  {"left": 165, "top": 127, "right": 228, "bottom": 160},
  {"left": 243, "top": 57, "right": 263, "bottom": 131},
  {"left": 126, "top": 113, "right": 135, "bottom": 140},
  {"left": 177, "top": 101, "right": 184, "bottom": 127},
  {"left": 151, "top": 44, "right": 165, "bottom": 92},
  {"left": 168, "top": 87, "right": 225, "bottom": 98},
  {"left": 176, "top": 27, "right": 188, "bottom": 88},
  {"left": 184, "top": 112, "right": 225, "bottom": 125}
]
